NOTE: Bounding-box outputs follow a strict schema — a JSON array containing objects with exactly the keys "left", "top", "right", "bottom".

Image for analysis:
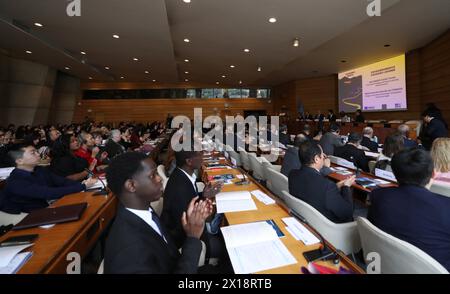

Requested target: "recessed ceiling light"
[
  {"left": 257, "top": 66, "right": 262, "bottom": 72},
  {"left": 185, "top": 71, "right": 189, "bottom": 74},
  {"left": 112, "top": 34, "right": 120, "bottom": 39},
  {"left": 133, "top": 57, "right": 139, "bottom": 61},
  {"left": 183, "top": 38, "right": 190, "bottom": 43},
  {"left": 184, "top": 59, "right": 189, "bottom": 62},
  {"left": 185, "top": 79, "right": 189, "bottom": 82},
  {"left": 268, "top": 17, "right": 277, "bottom": 23},
  {"left": 216, "top": 81, "right": 219, "bottom": 85},
  {"left": 222, "top": 75, "right": 226, "bottom": 78},
  {"left": 239, "top": 80, "right": 243, "bottom": 84},
  {"left": 34, "top": 22, "right": 43, "bottom": 27},
  {"left": 88, "top": 77, "right": 93, "bottom": 80},
  {"left": 80, "top": 51, "right": 86, "bottom": 55},
  {"left": 120, "top": 76, "right": 125, "bottom": 79},
  {"left": 25, "top": 50, "right": 32, "bottom": 54},
  {"left": 105, "top": 66, "right": 110, "bottom": 70},
  {"left": 65, "top": 66, "right": 70, "bottom": 70},
  {"left": 152, "top": 79, "right": 156, "bottom": 82},
  {"left": 244, "top": 49, "right": 250, "bottom": 53},
  {"left": 145, "top": 70, "right": 149, "bottom": 74},
  {"left": 230, "top": 65, "right": 235, "bottom": 68},
  {"left": 183, "top": 0, "right": 191, "bottom": 3},
  {"left": 293, "top": 38, "right": 300, "bottom": 47}
]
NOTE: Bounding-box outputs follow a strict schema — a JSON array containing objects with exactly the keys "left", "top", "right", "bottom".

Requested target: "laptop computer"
[{"left": 12, "top": 203, "right": 88, "bottom": 230}]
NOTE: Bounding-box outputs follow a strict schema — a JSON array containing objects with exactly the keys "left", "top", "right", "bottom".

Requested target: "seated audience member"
[
  {"left": 50, "top": 134, "right": 95, "bottom": 181},
  {"left": 375, "top": 133, "right": 404, "bottom": 172},
  {"left": 0, "top": 130, "right": 14, "bottom": 167},
  {"left": 104, "top": 152, "right": 213, "bottom": 274},
  {"left": 319, "top": 124, "right": 344, "bottom": 156},
  {"left": 354, "top": 109, "right": 365, "bottom": 123},
  {"left": 47, "top": 129, "right": 61, "bottom": 149},
  {"left": 281, "top": 135, "right": 332, "bottom": 177},
  {"left": 420, "top": 109, "right": 448, "bottom": 150},
  {"left": 327, "top": 109, "right": 337, "bottom": 122},
  {"left": 361, "top": 127, "right": 379, "bottom": 152},
  {"left": 0, "top": 145, "right": 96, "bottom": 213},
  {"left": 368, "top": 148, "right": 450, "bottom": 271},
  {"left": 74, "top": 132, "right": 108, "bottom": 173},
  {"left": 397, "top": 124, "right": 418, "bottom": 148},
  {"left": 289, "top": 141, "right": 355, "bottom": 223},
  {"left": 161, "top": 151, "right": 223, "bottom": 257},
  {"left": 104, "top": 129, "right": 126, "bottom": 159},
  {"left": 339, "top": 111, "right": 351, "bottom": 123},
  {"left": 431, "top": 138, "right": 450, "bottom": 183},
  {"left": 334, "top": 132, "right": 370, "bottom": 172},
  {"left": 279, "top": 125, "right": 291, "bottom": 146},
  {"left": 301, "top": 124, "right": 313, "bottom": 140}
]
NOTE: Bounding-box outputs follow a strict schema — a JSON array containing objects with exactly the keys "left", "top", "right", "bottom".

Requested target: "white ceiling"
[{"left": 0, "top": 0, "right": 449, "bottom": 87}]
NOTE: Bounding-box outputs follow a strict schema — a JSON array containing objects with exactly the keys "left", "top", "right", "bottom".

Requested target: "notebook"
[{"left": 13, "top": 203, "right": 88, "bottom": 230}]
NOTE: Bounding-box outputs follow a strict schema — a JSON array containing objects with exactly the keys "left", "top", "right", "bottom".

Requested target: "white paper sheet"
[
  {"left": 251, "top": 190, "right": 276, "bottom": 205},
  {"left": 215, "top": 191, "right": 257, "bottom": 213},
  {"left": 0, "top": 244, "right": 33, "bottom": 267},
  {"left": 282, "top": 217, "right": 320, "bottom": 246}
]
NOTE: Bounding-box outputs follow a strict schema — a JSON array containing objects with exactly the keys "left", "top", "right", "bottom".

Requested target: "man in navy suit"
[
  {"left": 397, "top": 124, "right": 418, "bottom": 149},
  {"left": 368, "top": 148, "right": 450, "bottom": 271}
]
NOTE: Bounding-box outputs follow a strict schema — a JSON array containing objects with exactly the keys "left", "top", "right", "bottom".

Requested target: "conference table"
[
  {"left": 0, "top": 191, "right": 117, "bottom": 274},
  {"left": 202, "top": 153, "right": 364, "bottom": 274}
]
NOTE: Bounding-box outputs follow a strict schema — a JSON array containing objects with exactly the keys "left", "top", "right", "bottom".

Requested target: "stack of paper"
[
  {"left": 251, "top": 190, "right": 275, "bottom": 205},
  {"left": 88, "top": 178, "right": 108, "bottom": 190},
  {"left": 282, "top": 217, "right": 320, "bottom": 246},
  {"left": 0, "top": 167, "right": 14, "bottom": 180},
  {"left": 215, "top": 191, "right": 257, "bottom": 213},
  {"left": 221, "top": 222, "right": 297, "bottom": 274},
  {"left": 0, "top": 244, "right": 33, "bottom": 274}
]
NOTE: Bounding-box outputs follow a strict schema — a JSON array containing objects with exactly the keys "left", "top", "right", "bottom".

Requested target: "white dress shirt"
[{"left": 126, "top": 207, "right": 167, "bottom": 243}]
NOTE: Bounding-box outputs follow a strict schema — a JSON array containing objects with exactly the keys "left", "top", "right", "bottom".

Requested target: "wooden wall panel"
[
  {"left": 420, "top": 30, "right": 450, "bottom": 127},
  {"left": 295, "top": 75, "right": 338, "bottom": 118},
  {"left": 72, "top": 98, "right": 274, "bottom": 123}
]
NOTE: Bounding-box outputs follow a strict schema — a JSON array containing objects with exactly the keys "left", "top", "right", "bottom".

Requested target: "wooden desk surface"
[
  {"left": 0, "top": 191, "right": 117, "bottom": 274},
  {"left": 203, "top": 156, "right": 364, "bottom": 274},
  {"left": 328, "top": 164, "right": 397, "bottom": 193}
]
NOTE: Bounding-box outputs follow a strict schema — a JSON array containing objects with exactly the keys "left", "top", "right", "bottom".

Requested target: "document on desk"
[
  {"left": 0, "top": 167, "right": 14, "bottom": 180},
  {"left": 0, "top": 252, "right": 33, "bottom": 274},
  {"left": 282, "top": 217, "right": 320, "bottom": 246},
  {"left": 221, "top": 222, "right": 297, "bottom": 274},
  {"left": 89, "top": 179, "right": 108, "bottom": 190},
  {"left": 0, "top": 243, "right": 33, "bottom": 267},
  {"left": 364, "top": 151, "right": 380, "bottom": 158},
  {"left": 215, "top": 191, "right": 257, "bottom": 213},
  {"left": 251, "top": 190, "right": 275, "bottom": 205}
]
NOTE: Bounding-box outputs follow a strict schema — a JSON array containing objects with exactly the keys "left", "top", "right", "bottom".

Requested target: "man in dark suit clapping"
[{"left": 104, "top": 152, "right": 213, "bottom": 274}]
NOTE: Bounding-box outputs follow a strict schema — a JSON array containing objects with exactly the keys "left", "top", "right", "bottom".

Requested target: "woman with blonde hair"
[{"left": 431, "top": 138, "right": 450, "bottom": 183}]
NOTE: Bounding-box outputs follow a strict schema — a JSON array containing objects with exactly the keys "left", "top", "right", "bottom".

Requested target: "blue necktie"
[{"left": 151, "top": 210, "right": 166, "bottom": 240}]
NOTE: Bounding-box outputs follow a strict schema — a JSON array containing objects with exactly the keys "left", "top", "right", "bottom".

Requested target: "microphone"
[
  {"left": 289, "top": 209, "right": 340, "bottom": 264},
  {"left": 349, "top": 156, "right": 361, "bottom": 177},
  {"left": 84, "top": 168, "right": 108, "bottom": 196}
]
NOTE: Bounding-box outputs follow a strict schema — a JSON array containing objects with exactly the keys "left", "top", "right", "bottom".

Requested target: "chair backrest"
[
  {"left": 157, "top": 164, "right": 169, "bottom": 189},
  {"left": 0, "top": 211, "right": 28, "bottom": 227},
  {"left": 265, "top": 168, "right": 288, "bottom": 200},
  {"left": 282, "top": 191, "right": 360, "bottom": 255},
  {"left": 430, "top": 182, "right": 450, "bottom": 198},
  {"left": 248, "top": 153, "right": 265, "bottom": 181},
  {"left": 238, "top": 147, "right": 251, "bottom": 171},
  {"left": 356, "top": 217, "right": 448, "bottom": 274}
]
